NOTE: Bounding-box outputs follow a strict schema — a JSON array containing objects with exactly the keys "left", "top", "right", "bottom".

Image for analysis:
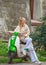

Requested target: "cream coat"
[{"left": 14, "top": 24, "right": 30, "bottom": 41}]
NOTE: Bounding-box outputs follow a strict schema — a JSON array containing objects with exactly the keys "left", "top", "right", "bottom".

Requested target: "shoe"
[{"left": 35, "top": 61, "right": 41, "bottom": 65}]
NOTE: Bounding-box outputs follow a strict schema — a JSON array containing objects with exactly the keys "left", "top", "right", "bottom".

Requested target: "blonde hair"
[{"left": 18, "top": 17, "right": 26, "bottom": 27}]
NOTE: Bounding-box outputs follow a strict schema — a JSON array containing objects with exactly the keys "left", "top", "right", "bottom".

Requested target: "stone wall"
[
  {"left": 42, "top": 0, "right": 46, "bottom": 16},
  {"left": 0, "top": 0, "right": 31, "bottom": 32},
  {"left": 33, "top": 0, "right": 43, "bottom": 20},
  {"left": 34, "top": 0, "right": 46, "bottom": 19},
  {"left": 0, "top": 0, "right": 31, "bottom": 39}
]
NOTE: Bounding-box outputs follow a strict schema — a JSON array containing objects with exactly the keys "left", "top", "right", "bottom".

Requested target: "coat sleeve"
[
  {"left": 14, "top": 26, "right": 19, "bottom": 32},
  {"left": 24, "top": 25, "right": 30, "bottom": 37}
]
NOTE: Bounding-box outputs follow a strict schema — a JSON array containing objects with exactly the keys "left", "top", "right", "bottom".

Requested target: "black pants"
[
  {"left": 8, "top": 51, "right": 30, "bottom": 64},
  {"left": 8, "top": 51, "right": 18, "bottom": 64}
]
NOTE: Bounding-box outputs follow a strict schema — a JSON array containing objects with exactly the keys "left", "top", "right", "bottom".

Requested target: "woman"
[{"left": 8, "top": 17, "right": 41, "bottom": 64}]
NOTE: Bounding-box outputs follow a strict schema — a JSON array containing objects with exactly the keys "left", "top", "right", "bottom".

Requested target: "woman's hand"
[
  {"left": 8, "top": 31, "right": 14, "bottom": 34},
  {"left": 18, "top": 33, "right": 27, "bottom": 38},
  {"left": 18, "top": 33, "right": 23, "bottom": 37},
  {"left": 5, "top": 31, "right": 14, "bottom": 34}
]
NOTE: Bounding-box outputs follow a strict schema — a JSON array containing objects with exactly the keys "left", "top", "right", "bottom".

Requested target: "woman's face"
[{"left": 19, "top": 18, "right": 26, "bottom": 27}]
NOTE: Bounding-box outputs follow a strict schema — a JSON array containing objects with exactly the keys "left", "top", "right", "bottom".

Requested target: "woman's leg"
[
  {"left": 8, "top": 51, "right": 14, "bottom": 64},
  {"left": 24, "top": 37, "right": 40, "bottom": 62},
  {"left": 15, "top": 36, "right": 21, "bottom": 57}
]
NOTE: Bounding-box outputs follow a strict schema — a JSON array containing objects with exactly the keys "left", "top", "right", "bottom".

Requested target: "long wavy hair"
[{"left": 18, "top": 17, "right": 26, "bottom": 28}]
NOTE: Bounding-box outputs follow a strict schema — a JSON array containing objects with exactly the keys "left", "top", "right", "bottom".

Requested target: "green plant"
[{"left": 31, "top": 16, "right": 46, "bottom": 50}]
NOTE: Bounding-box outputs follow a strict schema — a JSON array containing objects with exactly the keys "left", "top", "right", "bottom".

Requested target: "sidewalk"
[{"left": 0, "top": 62, "right": 46, "bottom": 65}]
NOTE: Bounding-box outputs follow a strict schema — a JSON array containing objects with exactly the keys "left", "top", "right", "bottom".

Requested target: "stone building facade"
[
  {"left": 33, "top": 0, "right": 46, "bottom": 20},
  {"left": 0, "top": 0, "right": 31, "bottom": 32},
  {"left": 0, "top": 0, "right": 46, "bottom": 36},
  {"left": 42, "top": 0, "right": 46, "bottom": 16},
  {"left": 31, "top": 0, "right": 46, "bottom": 33}
]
